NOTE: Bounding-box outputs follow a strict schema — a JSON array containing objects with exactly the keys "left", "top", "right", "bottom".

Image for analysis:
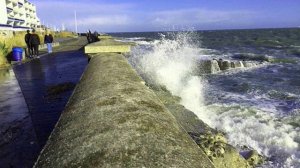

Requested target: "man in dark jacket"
[
  {"left": 24, "top": 30, "right": 32, "bottom": 57},
  {"left": 29, "top": 29, "right": 40, "bottom": 57}
]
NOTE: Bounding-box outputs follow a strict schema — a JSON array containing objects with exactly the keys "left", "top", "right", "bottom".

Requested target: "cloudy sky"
[{"left": 31, "top": 0, "right": 300, "bottom": 33}]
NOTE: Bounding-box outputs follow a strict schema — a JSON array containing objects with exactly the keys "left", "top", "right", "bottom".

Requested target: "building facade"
[{"left": 0, "top": 0, "right": 40, "bottom": 31}]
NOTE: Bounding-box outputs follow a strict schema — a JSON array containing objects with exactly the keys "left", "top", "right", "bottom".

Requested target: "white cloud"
[
  {"left": 76, "top": 15, "right": 132, "bottom": 26},
  {"left": 30, "top": 0, "right": 135, "bottom": 31},
  {"left": 150, "top": 8, "right": 259, "bottom": 28}
]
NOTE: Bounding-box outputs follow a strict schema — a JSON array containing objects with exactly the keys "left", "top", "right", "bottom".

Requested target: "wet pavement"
[
  {"left": 0, "top": 37, "right": 88, "bottom": 168},
  {"left": 0, "top": 69, "right": 40, "bottom": 168}
]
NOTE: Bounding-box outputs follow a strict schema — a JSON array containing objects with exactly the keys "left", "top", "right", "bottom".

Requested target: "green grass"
[
  {"left": 54, "top": 31, "right": 77, "bottom": 38},
  {"left": 0, "top": 30, "right": 75, "bottom": 67},
  {"left": 0, "top": 43, "right": 9, "bottom": 67}
]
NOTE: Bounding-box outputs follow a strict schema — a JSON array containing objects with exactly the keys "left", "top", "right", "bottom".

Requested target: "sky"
[{"left": 30, "top": 0, "right": 300, "bottom": 33}]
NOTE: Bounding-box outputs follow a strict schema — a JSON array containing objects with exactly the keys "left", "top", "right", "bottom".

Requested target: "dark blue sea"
[{"left": 109, "top": 28, "right": 300, "bottom": 167}]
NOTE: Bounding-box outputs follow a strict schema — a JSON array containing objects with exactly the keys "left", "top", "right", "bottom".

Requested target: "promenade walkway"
[{"left": 0, "top": 37, "right": 88, "bottom": 168}]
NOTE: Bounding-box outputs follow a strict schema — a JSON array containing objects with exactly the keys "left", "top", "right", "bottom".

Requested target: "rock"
[
  {"left": 216, "top": 59, "right": 232, "bottom": 70},
  {"left": 211, "top": 60, "right": 221, "bottom": 73},
  {"left": 230, "top": 62, "right": 235, "bottom": 68},
  {"left": 242, "top": 61, "right": 256, "bottom": 68},
  {"left": 220, "top": 60, "right": 231, "bottom": 70},
  {"left": 242, "top": 150, "right": 265, "bottom": 167},
  {"left": 189, "top": 132, "right": 249, "bottom": 168},
  {"left": 197, "top": 60, "right": 221, "bottom": 74},
  {"left": 234, "top": 61, "right": 243, "bottom": 68},
  {"left": 217, "top": 59, "right": 223, "bottom": 68},
  {"left": 196, "top": 58, "right": 264, "bottom": 75},
  {"left": 212, "top": 144, "right": 249, "bottom": 168},
  {"left": 189, "top": 132, "right": 227, "bottom": 159}
]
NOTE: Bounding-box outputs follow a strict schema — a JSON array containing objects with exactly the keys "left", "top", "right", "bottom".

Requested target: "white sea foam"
[
  {"left": 115, "top": 37, "right": 153, "bottom": 45},
  {"left": 129, "top": 31, "right": 300, "bottom": 167}
]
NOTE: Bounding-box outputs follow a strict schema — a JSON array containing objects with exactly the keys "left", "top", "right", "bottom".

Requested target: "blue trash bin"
[{"left": 12, "top": 47, "right": 23, "bottom": 61}]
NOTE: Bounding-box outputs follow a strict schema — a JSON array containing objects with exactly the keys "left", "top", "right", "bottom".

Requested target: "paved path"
[
  {"left": 0, "top": 69, "right": 40, "bottom": 168},
  {"left": 0, "top": 37, "right": 88, "bottom": 168}
]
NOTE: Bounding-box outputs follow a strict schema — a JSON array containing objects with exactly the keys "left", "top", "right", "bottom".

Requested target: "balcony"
[
  {"left": 17, "top": 2, "right": 23, "bottom": 7},
  {"left": 0, "top": 24, "right": 13, "bottom": 28},
  {"left": 7, "top": 20, "right": 14, "bottom": 26},
  {"left": 6, "top": 7, "right": 13, "bottom": 12},
  {"left": 7, "top": 17, "right": 25, "bottom": 23}
]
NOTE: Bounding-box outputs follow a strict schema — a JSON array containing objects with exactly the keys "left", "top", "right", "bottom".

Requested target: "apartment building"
[{"left": 0, "top": 0, "right": 40, "bottom": 30}]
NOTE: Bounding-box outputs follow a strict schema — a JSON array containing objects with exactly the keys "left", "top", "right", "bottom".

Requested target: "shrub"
[
  {"left": 0, "top": 31, "right": 27, "bottom": 66},
  {"left": 0, "top": 42, "right": 9, "bottom": 66},
  {"left": 54, "top": 31, "right": 76, "bottom": 38}
]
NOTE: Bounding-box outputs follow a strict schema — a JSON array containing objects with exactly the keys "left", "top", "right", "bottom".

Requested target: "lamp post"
[{"left": 74, "top": 10, "right": 78, "bottom": 34}]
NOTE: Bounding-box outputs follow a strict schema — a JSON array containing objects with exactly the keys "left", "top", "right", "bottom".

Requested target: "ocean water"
[{"left": 110, "top": 28, "right": 300, "bottom": 167}]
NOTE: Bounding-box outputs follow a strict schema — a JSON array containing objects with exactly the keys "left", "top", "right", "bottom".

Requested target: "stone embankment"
[{"left": 34, "top": 37, "right": 215, "bottom": 167}]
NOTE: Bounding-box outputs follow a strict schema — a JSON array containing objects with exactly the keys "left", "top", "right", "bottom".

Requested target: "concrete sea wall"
[{"left": 34, "top": 38, "right": 214, "bottom": 167}]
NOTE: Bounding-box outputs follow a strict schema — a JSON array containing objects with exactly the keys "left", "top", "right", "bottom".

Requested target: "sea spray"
[
  {"left": 129, "top": 32, "right": 211, "bottom": 124},
  {"left": 128, "top": 31, "right": 300, "bottom": 167}
]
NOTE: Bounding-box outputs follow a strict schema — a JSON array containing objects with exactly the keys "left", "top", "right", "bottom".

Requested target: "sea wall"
[{"left": 34, "top": 38, "right": 214, "bottom": 167}]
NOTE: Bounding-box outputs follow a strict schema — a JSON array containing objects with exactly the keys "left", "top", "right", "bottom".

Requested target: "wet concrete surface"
[
  {"left": 0, "top": 69, "right": 40, "bottom": 168},
  {"left": 0, "top": 37, "right": 88, "bottom": 168},
  {"left": 14, "top": 50, "right": 88, "bottom": 146}
]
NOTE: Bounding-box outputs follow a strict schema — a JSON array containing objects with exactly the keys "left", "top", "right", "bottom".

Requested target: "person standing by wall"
[
  {"left": 44, "top": 31, "right": 54, "bottom": 53},
  {"left": 87, "top": 30, "right": 92, "bottom": 43},
  {"left": 24, "top": 30, "right": 32, "bottom": 57},
  {"left": 29, "top": 29, "right": 40, "bottom": 57}
]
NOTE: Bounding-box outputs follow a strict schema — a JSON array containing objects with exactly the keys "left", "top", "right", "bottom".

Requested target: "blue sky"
[{"left": 31, "top": 0, "right": 300, "bottom": 33}]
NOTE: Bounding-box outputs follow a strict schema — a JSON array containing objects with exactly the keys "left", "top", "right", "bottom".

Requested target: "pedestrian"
[
  {"left": 44, "top": 31, "right": 54, "bottom": 53},
  {"left": 29, "top": 29, "right": 40, "bottom": 57},
  {"left": 24, "top": 30, "right": 32, "bottom": 57},
  {"left": 94, "top": 31, "right": 99, "bottom": 41},
  {"left": 86, "top": 30, "right": 91, "bottom": 43},
  {"left": 87, "top": 30, "right": 92, "bottom": 43}
]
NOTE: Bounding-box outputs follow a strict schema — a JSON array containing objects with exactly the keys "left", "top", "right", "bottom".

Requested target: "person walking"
[
  {"left": 29, "top": 29, "right": 40, "bottom": 57},
  {"left": 24, "top": 30, "right": 32, "bottom": 57},
  {"left": 44, "top": 31, "right": 54, "bottom": 53}
]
